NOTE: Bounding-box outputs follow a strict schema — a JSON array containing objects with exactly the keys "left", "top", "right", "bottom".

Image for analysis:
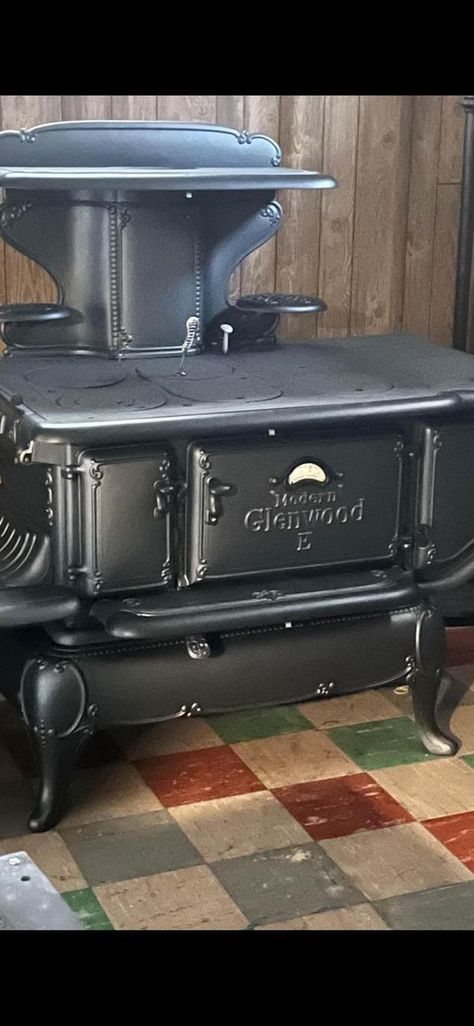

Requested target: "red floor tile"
[
  {"left": 273, "top": 772, "right": 414, "bottom": 841},
  {"left": 135, "top": 745, "right": 266, "bottom": 807},
  {"left": 424, "top": 811, "right": 474, "bottom": 873}
]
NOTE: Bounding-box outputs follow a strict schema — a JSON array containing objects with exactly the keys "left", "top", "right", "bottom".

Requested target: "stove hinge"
[
  {"left": 153, "top": 482, "right": 176, "bottom": 518},
  {"left": 153, "top": 457, "right": 178, "bottom": 519},
  {"left": 412, "top": 427, "right": 441, "bottom": 571},
  {"left": 389, "top": 434, "right": 432, "bottom": 571},
  {"left": 108, "top": 200, "right": 133, "bottom": 352},
  {"left": 396, "top": 533, "right": 415, "bottom": 570}
]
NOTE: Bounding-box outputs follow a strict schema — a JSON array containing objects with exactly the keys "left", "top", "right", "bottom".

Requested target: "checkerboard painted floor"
[{"left": 2, "top": 667, "right": 474, "bottom": 930}]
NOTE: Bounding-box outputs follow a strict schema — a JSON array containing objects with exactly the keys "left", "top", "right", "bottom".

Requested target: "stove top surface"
[{"left": 2, "top": 334, "right": 474, "bottom": 447}]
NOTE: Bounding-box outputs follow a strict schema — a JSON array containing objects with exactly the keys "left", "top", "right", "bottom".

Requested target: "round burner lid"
[
  {"left": 23, "top": 364, "right": 128, "bottom": 389},
  {"left": 137, "top": 357, "right": 235, "bottom": 383},
  {"left": 21, "top": 360, "right": 168, "bottom": 411},
  {"left": 162, "top": 374, "right": 282, "bottom": 403}
]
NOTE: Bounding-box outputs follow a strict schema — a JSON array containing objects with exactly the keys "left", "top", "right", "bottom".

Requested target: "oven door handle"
[{"left": 205, "top": 477, "right": 233, "bottom": 525}]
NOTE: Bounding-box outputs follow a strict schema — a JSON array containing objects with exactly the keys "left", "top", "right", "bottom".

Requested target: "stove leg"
[
  {"left": 411, "top": 668, "right": 460, "bottom": 756},
  {"left": 28, "top": 730, "right": 92, "bottom": 833},
  {"left": 20, "top": 656, "right": 95, "bottom": 832},
  {"left": 410, "top": 605, "right": 460, "bottom": 756}
]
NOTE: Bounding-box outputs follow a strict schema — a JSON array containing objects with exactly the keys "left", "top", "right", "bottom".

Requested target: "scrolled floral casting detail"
[
  {"left": 89, "top": 462, "right": 104, "bottom": 482},
  {"left": 21, "top": 657, "right": 95, "bottom": 746},
  {"left": 260, "top": 203, "right": 282, "bottom": 227},
  {"left": 236, "top": 130, "right": 281, "bottom": 167},
  {"left": 0, "top": 201, "right": 33, "bottom": 229},
  {"left": 107, "top": 202, "right": 131, "bottom": 230},
  {"left": 19, "top": 129, "right": 37, "bottom": 143},
  {"left": 0, "top": 128, "right": 37, "bottom": 144},
  {"left": 314, "top": 682, "right": 335, "bottom": 698}
]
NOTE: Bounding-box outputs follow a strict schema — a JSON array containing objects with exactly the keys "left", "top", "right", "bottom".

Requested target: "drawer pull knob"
[{"left": 185, "top": 635, "right": 211, "bottom": 660}]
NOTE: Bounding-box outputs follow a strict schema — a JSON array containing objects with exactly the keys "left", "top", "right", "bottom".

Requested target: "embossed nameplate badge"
[
  {"left": 243, "top": 458, "right": 364, "bottom": 554},
  {"left": 244, "top": 499, "right": 365, "bottom": 534},
  {"left": 244, "top": 496, "right": 365, "bottom": 552}
]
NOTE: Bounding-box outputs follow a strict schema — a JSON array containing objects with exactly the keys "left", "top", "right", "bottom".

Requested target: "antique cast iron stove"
[{"left": 0, "top": 120, "right": 472, "bottom": 832}]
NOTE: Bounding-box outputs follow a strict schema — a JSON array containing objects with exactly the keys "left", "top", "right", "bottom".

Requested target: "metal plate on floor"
[{"left": 0, "top": 851, "right": 84, "bottom": 930}]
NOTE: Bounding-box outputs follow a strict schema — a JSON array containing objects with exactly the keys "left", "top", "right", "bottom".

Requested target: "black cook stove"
[{"left": 0, "top": 119, "right": 472, "bottom": 832}]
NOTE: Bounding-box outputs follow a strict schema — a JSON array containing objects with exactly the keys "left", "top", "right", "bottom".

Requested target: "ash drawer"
[
  {"left": 185, "top": 433, "right": 404, "bottom": 584},
  {"left": 72, "top": 604, "right": 426, "bottom": 725}
]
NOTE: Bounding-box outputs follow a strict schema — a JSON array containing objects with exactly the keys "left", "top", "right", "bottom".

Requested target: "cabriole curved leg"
[
  {"left": 28, "top": 729, "right": 92, "bottom": 832},
  {"left": 20, "top": 655, "right": 95, "bottom": 833},
  {"left": 410, "top": 604, "right": 460, "bottom": 757},
  {"left": 411, "top": 668, "right": 460, "bottom": 756}
]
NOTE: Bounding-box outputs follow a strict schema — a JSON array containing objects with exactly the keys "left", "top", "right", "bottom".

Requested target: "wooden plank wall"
[{"left": 0, "top": 95, "right": 465, "bottom": 345}]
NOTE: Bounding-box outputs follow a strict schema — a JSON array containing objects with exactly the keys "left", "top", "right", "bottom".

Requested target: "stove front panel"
[{"left": 185, "top": 433, "right": 404, "bottom": 584}]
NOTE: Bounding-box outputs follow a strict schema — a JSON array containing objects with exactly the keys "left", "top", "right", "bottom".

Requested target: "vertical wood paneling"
[
  {"left": 318, "top": 95, "right": 359, "bottom": 337},
  {"left": 61, "top": 96, "right": 112, "bottom": 119},
  {"left": 157, "top": 96, "right": 217, "bottom": 122},
  {"left": 111, "top": 96, "right": 157, "bottom": 119},
  {"left": 1, "top": 95, "right": 61, "bottom": 127},
  {"left": 216, "top": 97, "right": 245, "bottom": 301},
  {"left": 1, "top": 96, "right": 61, "bottom": 304},
  {"left": 438, "top": 96, "right": 464, "bottom": 184},
  {"left": 350, "top": 95, "right": 413, "bottom": 335},
  {"left": 216, "top": 96, "right": 244, "bottom": 130},
  {"left": 0, "top": 95, "right": 465, "bottom": 347},
  {"left": 402, "top": 96, "right": 443, "bottom": 335},
  {"left": 276, "top": 95, "right": 325, "bottom": 339},
  {"left": 429, "top": 184, "right": 461, "bottom": 345},
  {"left": 241, "top": 96, "right": 280, "bottom": 296}
]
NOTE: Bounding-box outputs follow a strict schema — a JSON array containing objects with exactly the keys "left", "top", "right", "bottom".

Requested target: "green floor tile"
[
  {"left": 63, "top": 888, "right": 114, "bottom": 930},
  {"left": 328, "top": 716, "right": 435, "bottom": 770},
  {"left": 463, "top": 754, "right": 474, "bottom": 770},
  {"left": 210, "top": 704, "right": 314, "bottom": 744}
]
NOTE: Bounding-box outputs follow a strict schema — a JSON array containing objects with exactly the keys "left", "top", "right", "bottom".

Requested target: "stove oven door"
[
  {"left": 184, "top": 433, "right": 404, "bottom": 584},
  {"left": 66, "top": 447, "right": 174, "bottom": 595}
]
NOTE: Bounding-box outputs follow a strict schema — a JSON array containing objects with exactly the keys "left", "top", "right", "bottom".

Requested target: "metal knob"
[{"left": 220, "top": 323, "right": 234, "bottom": 355}]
